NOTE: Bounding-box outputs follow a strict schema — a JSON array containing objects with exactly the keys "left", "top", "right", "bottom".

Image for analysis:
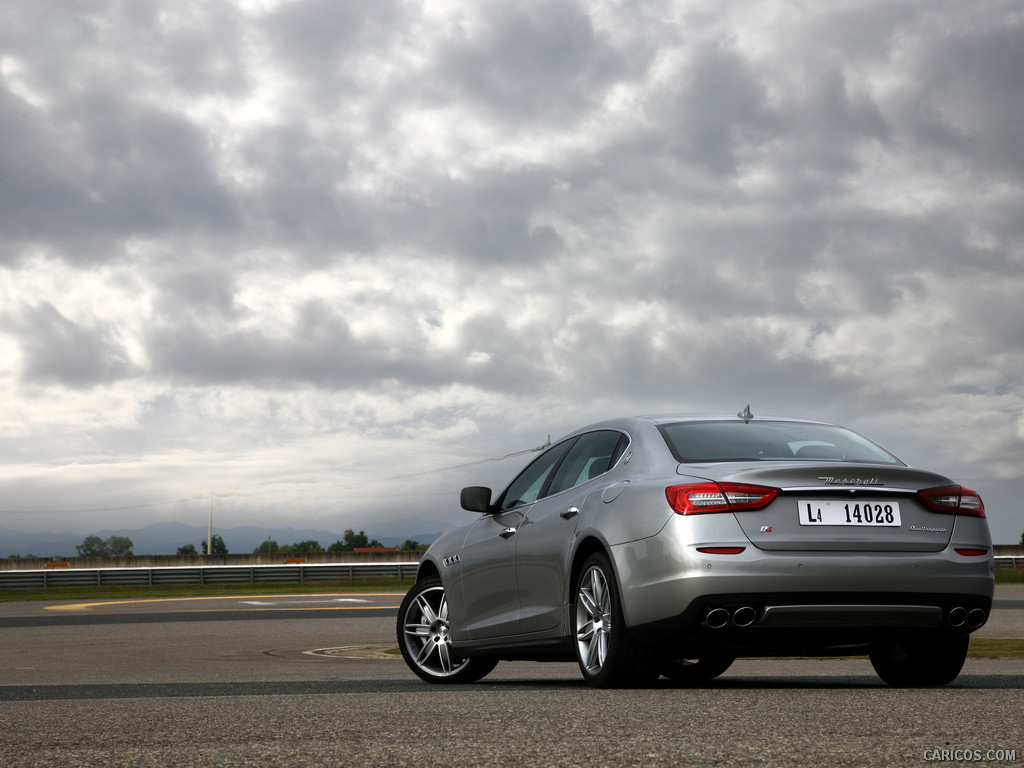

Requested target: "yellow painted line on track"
[{"left": 46, "top": 592, "right": 406, "bottom": 612}]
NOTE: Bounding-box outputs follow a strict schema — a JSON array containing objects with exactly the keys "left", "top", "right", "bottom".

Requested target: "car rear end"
[{"left": 621, "top": 418, "right": 994, "bottom": 660}]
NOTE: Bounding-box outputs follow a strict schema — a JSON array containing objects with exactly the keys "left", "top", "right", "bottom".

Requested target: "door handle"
[
  {"left": 499, "top": 527, "right": 517, "bottom": 539},
  {"left": 560, "top": 506, "right": 580, "bottom": 520}
]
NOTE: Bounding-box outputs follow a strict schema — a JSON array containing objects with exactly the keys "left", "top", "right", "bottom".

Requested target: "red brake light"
[
  {"left": 696, "top": 546, "right": 747, "bottom": 555},
  {"left": 917, "top": 485, "right": 986, "bottom": 518},
  {"left": 666, "top": 482, "right": 779, "bottom": 515}
]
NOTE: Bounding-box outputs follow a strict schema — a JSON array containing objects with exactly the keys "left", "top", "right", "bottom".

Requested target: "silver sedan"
[{"left": 397, "top": 411, "right": 994, "bottom": 687}]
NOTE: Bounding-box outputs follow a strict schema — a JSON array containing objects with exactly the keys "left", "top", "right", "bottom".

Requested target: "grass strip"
[
  {"left": 966, "top": 637, "right": 1024, "bottom": 658},
  {"left": 995, "top": 567, "right": 1024, "bottom": 584}
]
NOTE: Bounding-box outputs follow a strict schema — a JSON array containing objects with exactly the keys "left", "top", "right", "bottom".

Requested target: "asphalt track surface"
[{"left": 1, "top": 587, "right": 1021, "bottom": 767}]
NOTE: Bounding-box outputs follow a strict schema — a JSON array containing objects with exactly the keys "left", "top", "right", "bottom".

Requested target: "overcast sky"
[{"left": 1, "top": 0, "right": 1022, "bottom": 544}]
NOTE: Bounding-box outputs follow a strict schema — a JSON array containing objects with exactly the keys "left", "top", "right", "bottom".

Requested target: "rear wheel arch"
[
  {"left": 570, "top": 537, "right": 646, "bottom": 630},
  {"left": 570, "top": 536, "right": 609, "bottom": 596}
]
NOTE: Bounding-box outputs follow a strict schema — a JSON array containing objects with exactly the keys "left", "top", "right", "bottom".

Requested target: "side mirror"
[{"left": 460, "top": 486, "right": 493, "bottom": 513}]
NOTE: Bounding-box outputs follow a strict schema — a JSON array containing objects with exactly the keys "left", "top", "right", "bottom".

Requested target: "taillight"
[
  {"left": 666, "top": 482, "right": 779, "bottom": 515},
  {"left": 917, "top": 485, "right": 986, "bottom": 518}
]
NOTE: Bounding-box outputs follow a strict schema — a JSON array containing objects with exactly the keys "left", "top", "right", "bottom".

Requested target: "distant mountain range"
[{"left": 0, "top": 519, "right": 453, "bottom": 558}]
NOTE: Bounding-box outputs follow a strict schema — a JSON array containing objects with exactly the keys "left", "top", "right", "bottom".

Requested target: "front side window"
[{"left": 499, "top": 438, "right": 576, "bottom": 510}]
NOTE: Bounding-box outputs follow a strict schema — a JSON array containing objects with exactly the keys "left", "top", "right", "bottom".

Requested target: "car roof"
[
  {"left": 570, "top": 413, "right": 836, "bottom": 434},
  {"left": 644, "top": 413, "right": 834, "bottom": 426}
]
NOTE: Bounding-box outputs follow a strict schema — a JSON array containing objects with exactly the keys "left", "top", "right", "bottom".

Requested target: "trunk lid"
[{"left": 680, "top": 463, "right": 957, "bottom": 552}]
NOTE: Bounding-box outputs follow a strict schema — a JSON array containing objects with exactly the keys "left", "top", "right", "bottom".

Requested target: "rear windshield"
[{"left": 658, "top": 421, "right": 903, "bottom": 465}]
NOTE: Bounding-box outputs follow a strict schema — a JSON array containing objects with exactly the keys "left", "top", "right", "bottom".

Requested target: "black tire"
[
  {"left": 573, "top": 551, "right": 659, "bottom": 688},
  {"left": 869, "top": 634, "right": 969, "bottom": 687},
  {"left": 397, "top": 577, "right": 497, "bottom": 684},
  {"left": 660, "top": 652, "right": 735, "bottom": 685}
]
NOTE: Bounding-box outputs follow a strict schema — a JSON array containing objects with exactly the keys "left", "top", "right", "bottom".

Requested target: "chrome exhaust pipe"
[
  {"left": 948, "top": 606, "right": 967, "bottom": 628},
  {"left": 967, "top": 608, "right": 987, "bottom": 629},
  {"left": 706, "top": 607, "right": 730, "bottom": 629},
  {"left": 732, "top": 606, "right": 757, "bottom": 628}
]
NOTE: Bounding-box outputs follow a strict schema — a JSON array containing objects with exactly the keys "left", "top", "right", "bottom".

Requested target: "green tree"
[
  {"left": 202, "top": 534, "right": 228, "bottom": 555},
  {"left": 400, "top": 539, "right": 425, "bottom": 551},
  {"left": 1019, "top": 528, "right": 1024, "bottom": 546},
  {"left": 328, "top": 530, "right": 384, "bottom": 551},
  {"left": 345, "top": 529, "right": 370, "bottom": 549},
  {"left": 254, "top": 539, "right": 279, "bottom": 554},
  {"left": 289, "top": 540, "right": 324, "bottom": 554},
  {"left": 177, "top": 544, "right": 198, "bottom": 555},
  {"left": 76, "top": 535, "right": 134, "bottom": 557},
  {"left": 76, "top": 535, "right": 109, "bottom": 557},
  {"left": 106, "top": 536, "right": 134, "bottom": 557}
]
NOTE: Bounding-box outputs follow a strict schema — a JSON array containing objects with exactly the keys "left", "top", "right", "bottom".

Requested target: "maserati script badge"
[{"left": 818, "top": 476, "right": 884, "bottom": 486}]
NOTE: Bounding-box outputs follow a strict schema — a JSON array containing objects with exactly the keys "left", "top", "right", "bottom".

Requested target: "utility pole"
[{"left": 207, "top": 494, "right": 213, "bottom": 556}]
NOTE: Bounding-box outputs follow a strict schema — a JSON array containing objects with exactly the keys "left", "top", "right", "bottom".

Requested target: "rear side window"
[
  {"left": 546, "top": 430, "right": 629, "bottom": 496},
  {"left": 498, "top": 430, "right": 630, "bottom": 510},
  {"left": 658, "top": 421, "right": 902, "bottom": 465}
]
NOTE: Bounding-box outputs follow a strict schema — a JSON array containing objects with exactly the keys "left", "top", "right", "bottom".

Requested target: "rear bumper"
[
  {"left": 610, "top": 525, "right": 994, "bottom": 653},
  {"left": 628, "top": 590, "right": 993, "bottom": 654}
]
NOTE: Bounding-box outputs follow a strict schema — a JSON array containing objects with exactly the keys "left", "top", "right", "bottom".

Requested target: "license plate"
[{"left": 797, "top": 500, "right": 902, "bottom": 526}]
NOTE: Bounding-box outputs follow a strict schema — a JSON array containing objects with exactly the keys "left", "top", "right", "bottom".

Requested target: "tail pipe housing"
[
  {"left": 947, "top": 605, "right": 987, "bottom": 629},
  {"left": 705, "top": 605, "right": 758, "bottom": 629}
]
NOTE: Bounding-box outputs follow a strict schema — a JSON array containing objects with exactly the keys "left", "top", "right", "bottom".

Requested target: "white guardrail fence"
[
  {"left": 0, "top": 562, "right": 421, "bottom": 590},
  {"left": 0, "top": 557, "right": 1020, "bottom": 590}
]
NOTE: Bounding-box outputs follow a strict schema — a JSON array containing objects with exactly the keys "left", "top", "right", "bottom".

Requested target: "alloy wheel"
[
  {"left": 401, "top": 584, "right": 468, "bottom": 678},
  {"left": 576, "top": 564, "right": 612, "bottom": 674}
]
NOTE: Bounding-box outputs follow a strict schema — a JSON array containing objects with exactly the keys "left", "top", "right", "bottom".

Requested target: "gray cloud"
[
  {"left": 433, "top": 0, "right": 630, "bottom": 122},
  {"left": 907, "top": 15, "right": 1024, "bottom": 174},
  {"left": 0, "top": 0, "right": 1021, "bottom": 542},
  {"left": 4, "top": 303, "right": 138, "bottom": 388}
]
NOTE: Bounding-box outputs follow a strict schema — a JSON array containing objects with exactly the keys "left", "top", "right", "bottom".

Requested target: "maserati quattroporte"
[{"left": 397, "top": 411, "right": 994, "bottom": 687}]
